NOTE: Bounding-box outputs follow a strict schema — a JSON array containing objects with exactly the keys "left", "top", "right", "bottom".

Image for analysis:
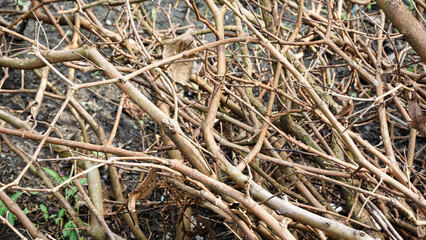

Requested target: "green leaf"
[
  {"left": 63, "top": 229, "right": 72, "bottom": 238},
  {"left": 69, "top": 230, "right": 78, "bottom": 240},
  {"left": 63, "top": 220, "right": 76, "bottom": 237},
  {"left": 17, "top": 0, "right": 25, "bottom": 7},
  {"left": 79, "top": 178, "right": 87, "bottom": 185},
  {"left": 58, "top": 208, "right": 66, "bottom": 219},
  {"left": 91, "top": 71, "right": 100, "bottom": 77},
  {"left": 55, "top": 208, "right": 66, "bottom": 225},
  {"left": 10, "top": 192, "right": 23, "bottom": 202},
  {"left": 0, "top": 200, "right": 4, "bottom": 207},
  {"left": 151, "top": 8, "right": 156, "bottom": 20},
  {"left": 40, "top": 204, "right": 48, "bottom": 213},
  {"left": 0, "top": 206, "right": 7, "bottom": 216},
  {"left": 66, "top": 186, "right": 78, "bottom": 200},
  {"left": 44, "top": 213, "right": 49, "bottom": 220},
  {"left": 23, "top": 208, "right": 29, "bottom": 215},
  {"left": 92, "top": 151, "right": 105, "bottom": 158},
  {"left": 42, "top": 167, "right": 62, "bottom": 183},
  {"left": 7, "top": 212, "right": 16, "bottom": 226}
]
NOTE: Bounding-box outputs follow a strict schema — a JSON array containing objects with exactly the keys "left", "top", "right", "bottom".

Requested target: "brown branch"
[
  {"left": 0, "top": 191, "right": 48, "bottom": 240},
  {"left": 376, "top": 0, "right": 426, "bottom": 63}
]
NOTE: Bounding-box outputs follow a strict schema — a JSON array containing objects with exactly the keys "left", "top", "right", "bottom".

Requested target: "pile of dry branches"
[{"left": 0, "top": 0, "right": 425, "bottom": 239}]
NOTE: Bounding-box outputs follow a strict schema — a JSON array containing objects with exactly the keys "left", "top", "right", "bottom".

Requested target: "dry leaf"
[
  {"left": 162, "top": 29, "right": 195, "bottom": 86},
  {"left": 128, "top": 169, "right": 157, "bottom": 212},
  {"left": 123, "top": 97, "right": 144, "bottom": 119},
  {"left": 337, "top": 99, "right": 354, "bottom": 118},
  {"left": 187, "top": 216, "right": 215, "bottom": 240},
  {"left": 407, "top": 93, "right": 426, "bottom": 136},
  {"left": 416, "top": 209, "right": 426, "bottom": 238}
]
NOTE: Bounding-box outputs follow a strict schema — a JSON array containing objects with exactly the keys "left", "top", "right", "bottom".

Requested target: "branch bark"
[{"left": 376, "top": 0, "right": 426, "bottom": 63}]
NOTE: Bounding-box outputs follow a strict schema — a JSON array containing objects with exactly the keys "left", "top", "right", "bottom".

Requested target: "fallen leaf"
[
  {"left": 128, "top": 169, "right": 157, "bottom": 212},
  {"left": 123, "top": 97, "right": 144, "bottom": 119},
  {"left": 162, "top": 29, "right": 195, "bottom": 86},
  {"left": 337, "top": 99, "right": 354, "bottom": 118},
  {"left": 187, "top": 216, "right": 215, "bottom": 240},
  {"left": 407, "top": 93, "right": 426, "bottom": 136},
  {"left": 416, "top": 209, "right": 426, "bottom": 238}
]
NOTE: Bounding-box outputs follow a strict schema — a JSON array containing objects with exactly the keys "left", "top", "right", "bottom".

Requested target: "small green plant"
[
  {"left": 40, "top": 168, "right": 88, "bottom": 240},
  {"left": 41, "top": 167, "right": 86, "bottom": 239},
  {"left": 52, "top": 208, "right": 81, "bottom": 240},
  {"left": 92, "top": 151, "right": 106, "bottom": 159},
  {"left": 0, "top": 191, "right": 24, "bottom": 225},
  {"left": 407, "top": 64, "right": 417, "bottom": 72},
  {"left": 90, "top": 71, "right": 100, "bottom": 78},
  {"left": 55, "top": 208, "right": 67, "bottom": 225},
  {"left": 43, "top": 166, "right": 87, "bottom": 201},
  {"left": 63, "top": 220, "right": 80, "bottom": 240},
  {"left": 16, "top": 0, "right": 26, "bottom": 7},
  {"left": 39, "top": 203, "right": 67, "bottom": 224},
  {"left": 40, "top": 204, "right": 49, "bottom": 221},
  {"left": 42, "top": 167, "right": 64, "bottom": 183}
]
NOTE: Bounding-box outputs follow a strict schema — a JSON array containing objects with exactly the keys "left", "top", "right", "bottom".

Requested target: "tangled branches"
[{"left": 0, "top": 0, "right": 425, "bottom": 239}]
